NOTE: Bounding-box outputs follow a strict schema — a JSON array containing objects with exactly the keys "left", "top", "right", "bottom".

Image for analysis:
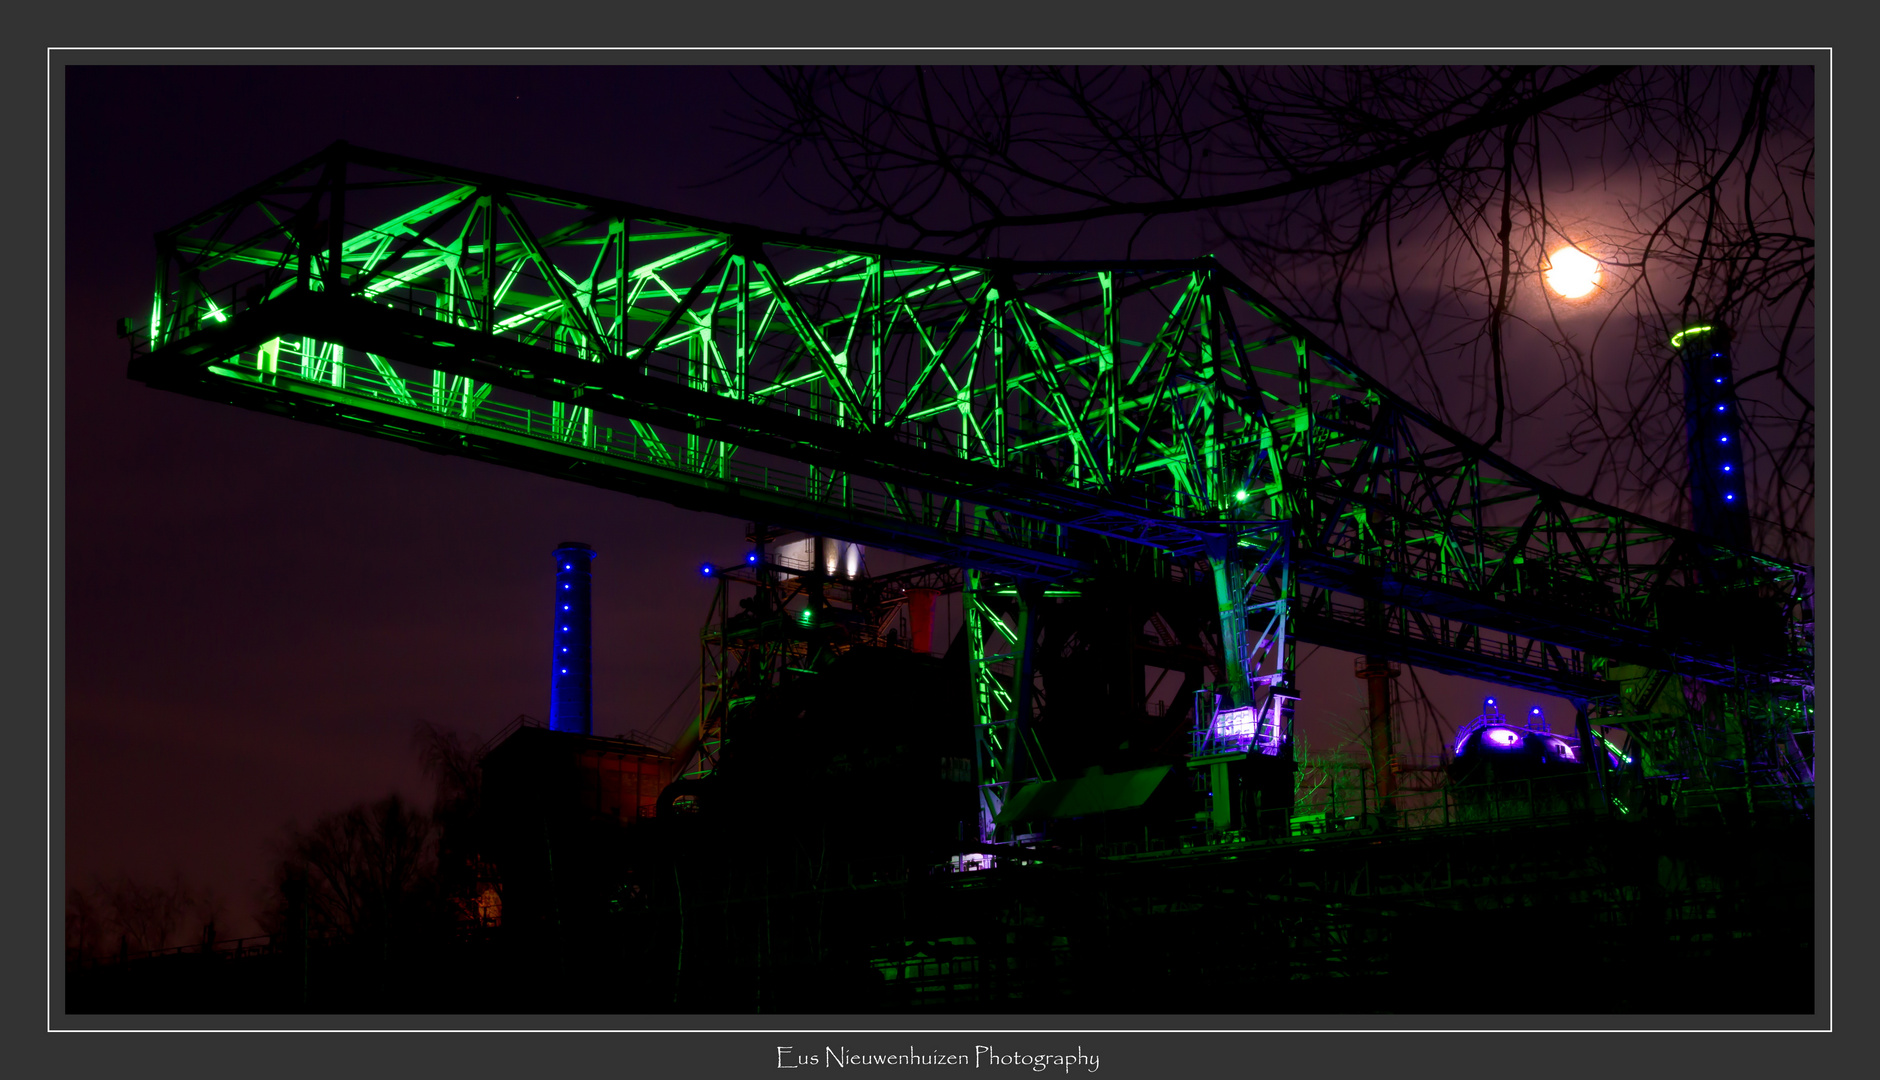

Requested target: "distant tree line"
[
  {"left": 257, "top": 722, "right": 491, "bottom": 946},
  {"left": 70, "top": 721, "right": 493, "bottom": 966},
  {"left": 66, "top": 872, "right": 227, "bottom": 962}
]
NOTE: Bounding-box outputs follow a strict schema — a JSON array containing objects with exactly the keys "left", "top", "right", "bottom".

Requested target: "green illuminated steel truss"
[{"left": 128, "top": 143, "right": 1813, "bottom": 752}]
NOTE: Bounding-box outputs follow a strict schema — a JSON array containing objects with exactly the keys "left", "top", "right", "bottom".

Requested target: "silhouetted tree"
[
  {"left": 414, "top": 720, "right": 500, "bottom": 926},
  {"left": 65, "top": 885, "right": 105, "bottom": 962},
  {"left": 728, "top": 65, "right": 1813, "bottom": 558},
  {"left": 100, "top": 873, "right": 191, "bottom": 953},
  {"left": 67, "top": 873, "right": 224, "bottom": 961},
  {"left": 263, "top": 794, "right": 437, "bottom": 945}
]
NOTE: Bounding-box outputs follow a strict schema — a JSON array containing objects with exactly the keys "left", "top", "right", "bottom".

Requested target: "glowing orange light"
[{"left": 1544, "top": 245, "right": 1601, "bottom": 298}]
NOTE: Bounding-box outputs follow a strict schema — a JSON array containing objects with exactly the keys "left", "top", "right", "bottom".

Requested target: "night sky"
[
  {"left": 61, "top": 65, "right": 1798, "bottom": 939},
  {"left": 63, "top": 67, "right": 826, "bottom": 934}
]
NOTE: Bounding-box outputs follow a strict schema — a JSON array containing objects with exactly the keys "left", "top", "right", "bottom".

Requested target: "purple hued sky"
[
  {"left": 62, "top": 65, "right": 1722, "bottom": 936},
  {"left": 64, "top": 67, "right": 826, "bottom": 933}
]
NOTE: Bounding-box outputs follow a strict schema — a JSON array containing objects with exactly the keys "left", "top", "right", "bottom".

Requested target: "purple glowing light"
[
  {"left": 1213, "top": 705, "right": 1259, "bottom": 740},
  {"left": 1485, "top": 727, "right": 1522, "bottom": 747}
]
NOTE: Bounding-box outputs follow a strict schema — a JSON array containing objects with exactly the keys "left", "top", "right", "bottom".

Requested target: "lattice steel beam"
[{"left": 127, "top": 142, "right": 1812, "bottom": 697}]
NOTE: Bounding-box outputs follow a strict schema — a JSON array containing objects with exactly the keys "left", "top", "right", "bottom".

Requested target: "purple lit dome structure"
[{"left": 1450, "top": 698, "right": 1617, "bottom": 774}]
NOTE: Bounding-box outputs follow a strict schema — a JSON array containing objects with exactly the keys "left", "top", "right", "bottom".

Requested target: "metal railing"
[
  {"left": 208, "top": 337, "right": 970, "bottom": 526},
  {"left": 476, "top": 712, "right": 545, "bottom": 756},
  {"left": 1082, "top": 774, "right": 1620, "bottom": 863},
  {"left": 1313, "top": 592, "right": 1594, "bottom": 679},
  {"left": 130, "top": 282, "right": 1202, "bottom": 522}
]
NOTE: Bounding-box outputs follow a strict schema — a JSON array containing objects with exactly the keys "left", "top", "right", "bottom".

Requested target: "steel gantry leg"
[
  {"left": 1207, "top": 533, "right": 1254, "bottom": 710},
  {"left": 1194, "top": 527, "right": 1298, "bottom": 829},
  {"left": 965, "top": 568, "right": 1016, "bottom": 843},
  {"left": 1199, "top": 528, "right": 1296, "bottom": 750},
  {"left": 964, "top": 570, "right": 1053, "bottom": 844}
]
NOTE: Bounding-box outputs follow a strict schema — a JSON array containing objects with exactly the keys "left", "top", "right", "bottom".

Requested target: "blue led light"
[
  {"left": 563, "top": 564, "right": 570, "bottom": 571},
  {"left": 562, "top": 604, "right": 569, "bottom": 610},
  {"left": 1715, "top": 377, "right": 1725, "bottom": 384},
  {"left": 560, "top": 647, "right": 568, "bottom": 653},
  {"left": 562, "top": 625, "right": 569, "bottom": 631},
  {"left": 1716, "top": 404, "right": 1726, "bottom": 412},
  {"left": 560, "top": 668, "right": 567, "bottom": 674},
  {"left": 700, "top": 563, "right": 715, "bottom": 577},
  {"left": 1724, "top": 492, "right": 1735, "bottom": 501},
  {"left": 1719, "top": 435, "right": 1729, "bottom": 443},
  {"left": 1722, "top": 464, "right": 1732, "bottom": 472},
  {"left": 746, "top": 552, "right": 760, "bottom": 565},
  {"left": 1711, "top": 352, "right": 1723, "bottom": 358}
]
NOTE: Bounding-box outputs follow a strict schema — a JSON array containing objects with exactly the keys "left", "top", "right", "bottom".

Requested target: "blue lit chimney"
[
  {"left": 550, "top": 541, "right": 597, "bottom": 735},
  {"left": 1674, "top": 324, "right": 1750, "bottom": 552}
]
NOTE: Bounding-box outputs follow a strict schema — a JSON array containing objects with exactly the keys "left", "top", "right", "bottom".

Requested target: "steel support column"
[
  {"left": 964, "top": 569, "right": 1015, "bottom": 842},
  {"left": 1356, "top": 654, "right": 1399, "bottom": 817},
  {"left": 1205, "top": 532, "right": 1253, "bottom": 709}
]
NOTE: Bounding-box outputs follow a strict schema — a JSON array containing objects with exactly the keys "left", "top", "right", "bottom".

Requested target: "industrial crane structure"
[
  {"left": 115, "top": 142, "right": 1817, "bottom": 1011},
  {"left": 127, "top": 143, "right": 1811, "bottom": 811}
]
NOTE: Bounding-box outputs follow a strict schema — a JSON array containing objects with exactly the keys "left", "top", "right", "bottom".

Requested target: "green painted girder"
[{"left": 129, "top": 142, "right": 1811, "bottom": 690}]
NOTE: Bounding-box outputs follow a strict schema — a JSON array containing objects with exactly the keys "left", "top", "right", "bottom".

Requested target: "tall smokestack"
[
  {"left": 1674, "top": 323, "right": 1751, "bottom": 552},
  {"left": 550, "top": 541, "right": 597, "bottom": 735}
]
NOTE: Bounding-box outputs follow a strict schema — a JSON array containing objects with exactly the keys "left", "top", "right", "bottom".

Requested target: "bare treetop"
[{"left": 727, "top": 65, "right": 1814, "bottom": 559}]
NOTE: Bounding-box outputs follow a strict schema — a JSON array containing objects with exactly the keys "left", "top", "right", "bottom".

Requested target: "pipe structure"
[
  {"left": 549, "top": 541, "right": 597, "bottom": 735},
  {"left": 908, "top": 588, "right": 937, "bottom": 654},
  {"left": 1356, "top": 655, "right": 1400, "bottom": 813}
]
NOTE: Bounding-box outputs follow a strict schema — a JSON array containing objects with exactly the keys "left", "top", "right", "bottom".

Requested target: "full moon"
[{"left": 1545, "top": 245, "right": 1601, "bottom": 298}]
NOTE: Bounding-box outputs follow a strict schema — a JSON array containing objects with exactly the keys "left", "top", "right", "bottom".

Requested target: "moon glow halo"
[{"left": 1545, "top": 245, "right": 1601, "bottom": 299}]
